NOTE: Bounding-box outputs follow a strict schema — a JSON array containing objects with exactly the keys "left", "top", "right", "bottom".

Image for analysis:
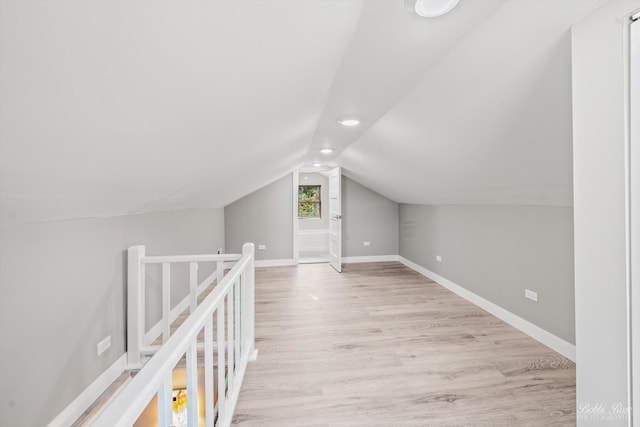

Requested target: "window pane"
[
  {"left": 298, "top": 202, "right": 320, "bottom": 218},
  {"left": 298, "top": 185, "right": 320, "bottom": 202}
]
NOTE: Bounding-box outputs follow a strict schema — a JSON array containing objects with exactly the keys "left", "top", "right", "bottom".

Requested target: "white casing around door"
[
  {"left": 630, "top": 13, "right": 639, "bottom": 427},
  {"left": 328, "top": 167, "right": 342, "bottom": 273}
]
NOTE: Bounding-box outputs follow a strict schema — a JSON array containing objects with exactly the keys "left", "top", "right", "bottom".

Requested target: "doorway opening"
[
  {"left": 297, "top": 171, "right": 330, "bottom": 263},
  {"left": 293, "top": 167, "right": 342, "bottom": 271}
]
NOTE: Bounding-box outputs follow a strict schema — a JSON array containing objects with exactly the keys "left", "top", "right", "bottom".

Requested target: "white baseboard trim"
[
  {"left": 255, "top": 259, "right": 297, "bottom": 268},
  {"left": 47, "top": 353, "right": 127, "bottom": 427},
  {"left": 398, "top": 256, "right": 576, "bottom": 362},
  {"left": 299, "top": 257, "right": 329, "bottom": 264},
  {"left": 342, "top": 255, "right": 399, "bottom": 263},
  {"left": 255, "top": 256, "right": 400, "bottom": 267}
]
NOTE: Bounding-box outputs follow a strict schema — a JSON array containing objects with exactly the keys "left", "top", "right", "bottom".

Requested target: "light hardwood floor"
[{"left": 232, "top": 262, "right": 575, "bottom": 427}]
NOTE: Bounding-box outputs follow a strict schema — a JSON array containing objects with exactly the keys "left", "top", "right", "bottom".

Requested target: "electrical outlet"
[
  {"left": 525, "top": 289, "right": 538, "bottom": 302},
  {"left": 258, "top": 244, "right": 266, "bottom": 250},
  {"left": 363, "top": 241, "right": 371, "bottom": 247},
  {"left": 97, "top": 335, "right": 111, "bottom": 356},
  {"left": 436, "top": 255, "right": 442, "bottom": 262}
]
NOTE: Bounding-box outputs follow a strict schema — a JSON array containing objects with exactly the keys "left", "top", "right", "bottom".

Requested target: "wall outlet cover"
[
  {"left": 525, "top": 289, "right": 538, "bottom": 302},
  {"left": 363, "top": 241, "right": 371, "bottom": 246},
  {"left": 257, "top": 244, "right": 266, "bottom": 250},
  {"left": 436, "top": 255, "right": 442, "bottom": 262}
]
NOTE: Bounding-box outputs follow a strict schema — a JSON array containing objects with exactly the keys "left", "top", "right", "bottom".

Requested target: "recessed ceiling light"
[
  {"left": 412, "top": 0, "right": 459, "bottom": 18},
  {"left": 338, "top": 117, "right": 360, "bottom": 127},
  {"left": 320, "top": 148, "right": 333, "bottom": 154},
  {"left": 312, "top": 163, "right": 322, "bottom": 167}
]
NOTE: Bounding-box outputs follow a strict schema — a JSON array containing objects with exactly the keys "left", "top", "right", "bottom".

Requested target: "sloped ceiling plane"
[{"left": 0, "top": 0, "right": 606, "bottom": 223}]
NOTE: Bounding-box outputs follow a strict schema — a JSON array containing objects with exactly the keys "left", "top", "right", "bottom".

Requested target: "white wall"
[
  {"left": 0, "top": 209, "right": 224, "bottom": 427},
  {"left": 572, "top": 1, "right": 638, "bottom": 425}
]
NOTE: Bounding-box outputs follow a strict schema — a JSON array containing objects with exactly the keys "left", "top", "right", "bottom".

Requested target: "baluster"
[
  {"left": 186, "top": 337, "right": 198, "bottom": 427},
  {"left": 158, "top": 371, "right": 173, "bottom": 427},
  {"left": 217, "top": 303, "right": 226, "bottom": 424},
  {"left": 204, "top": 316, "right": 214, "bottom": 427},
  {"left": 127, "top": 245, "right": 145, "bottom": 368},
  {"left": 242, "top": 243, "right": 256, "bottom": 358},
  {"left": 162, "top": 263, "right": 171, "bottom": 343},
  {"left": 227, "top": 286, "right": 235, "bottom": 392},
  {"left": 217, "top": 260, "right": 224, "bottom": 285},
  {"left": 189, "top": 262, "right": 198, "bottom": 313},
  {"left": 234, "top": 278, "right": 241, "bottom": 369},
  {"left": 241, "top": 271, "right": 247, "bottom": 356}
]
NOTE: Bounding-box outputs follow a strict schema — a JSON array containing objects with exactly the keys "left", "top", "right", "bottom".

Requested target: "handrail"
[
  {"left": 95, "top": 243, "right": 256, "bottom": 427},
  {"left": 142, "top": 254, "right": 241, "bottom": 264}
]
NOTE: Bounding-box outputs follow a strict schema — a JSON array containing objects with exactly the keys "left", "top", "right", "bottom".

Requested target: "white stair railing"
[
  {"left": 92, "top": 242, "right": 256, "bottom": 427},
  {"left": 127, "top": 246, "right": 245, "bottom": 368}
]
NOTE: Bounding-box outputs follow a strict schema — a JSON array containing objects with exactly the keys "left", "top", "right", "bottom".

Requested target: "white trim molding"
[
  {"left": 47, "top": 353, "right": 127, "bottom": 427},
  {"left": 398, "top": 256, "right": 576, "bottom": 362},
  {"left": 255, "top": 259, "right": 298, "bottom": 268},
  {"left": 299, "top": 257, "right": 329, "bottom": 264},
  {"left": 255, "top": 255, "right": 400, "bottom": 267},
  {"left": 342, "top": 255, "right": 399, "bottom": 264},
  {"left": 297, "top": 229, "right": 330, "bottom": 235},
  {"left": 292, "top": 171, "right": 299, "bottom": 264}
]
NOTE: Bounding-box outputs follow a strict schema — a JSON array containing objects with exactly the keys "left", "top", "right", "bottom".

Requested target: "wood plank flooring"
[{"left": 232, "top": 262, "right": 575, "bottom": 427}]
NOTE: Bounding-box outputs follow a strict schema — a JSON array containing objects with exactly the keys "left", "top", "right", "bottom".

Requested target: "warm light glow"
[
  {"left": 320, "top": 148, "right": 333, "bottom": 154},
  {"left": 172, "top": 389, "right": 187, "bottom": 427},
  {"left": 413, "top": 0, "right": 459, "bottom": 17},
  {"left": 338, "top": 118, "right": 361, "bottom": 127}
]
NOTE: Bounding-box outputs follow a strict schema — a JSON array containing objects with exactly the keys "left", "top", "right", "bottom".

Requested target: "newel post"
[
  {"left": 127, "top": 245, "right": 145, "bottom": 368},
  {"left": 242, "top": 242, "right": 257, "bottom": 360}
]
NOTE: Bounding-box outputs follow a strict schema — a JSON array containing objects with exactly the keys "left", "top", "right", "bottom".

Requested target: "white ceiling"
[
  {"left": 336, "top": 0, "right": 606, "bottom": 206},
  {"left": 0, "top": 0, "right": 606, "bottom": 223}
]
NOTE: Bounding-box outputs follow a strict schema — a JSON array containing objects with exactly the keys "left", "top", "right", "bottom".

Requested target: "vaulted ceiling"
[{"left": 0, "top": 0, "right": 606, "bottom": 223}]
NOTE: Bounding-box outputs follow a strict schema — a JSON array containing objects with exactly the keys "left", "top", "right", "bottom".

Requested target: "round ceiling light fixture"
[
  {"left": 338, "top": 117, "right": 361, "bottom": 127},
  {"left": 412, "top": 0, "right": 459, "bottom": 18},
  {"left": 320, "top": 148, "right": 333, "bottom": 154}
]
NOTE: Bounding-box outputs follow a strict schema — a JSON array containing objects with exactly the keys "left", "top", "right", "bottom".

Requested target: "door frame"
[
  {"left": 327, "top": 166, "right": 342, "bottom": 273},
  {"left": 628, "top": 9, "right": 640, "bottom": 427}
]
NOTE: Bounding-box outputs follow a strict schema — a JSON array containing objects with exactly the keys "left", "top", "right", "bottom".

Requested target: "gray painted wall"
[
  {"left": 572, "top": 1, "right": 637, "bottom": 424},
  {"left": 0, "top": 209, "right": 224, "bottom": 427},
  {"left": 225, "top": 174, "right": 294, "bottom": 260},
  {"left": 298, "top": 172, "right": 329, "bottom": 230},
  {"left": 224, "top": 173, "right": 399, "bottom": 260},
  {"left": 399, "top": 204, "right": 575, "bottom": 344},
  {"left": 125, "top": 210, "right": 225, "bottom": 331},
  {"left": 342, "top": 177, "right": 399, "bottom": 257}
]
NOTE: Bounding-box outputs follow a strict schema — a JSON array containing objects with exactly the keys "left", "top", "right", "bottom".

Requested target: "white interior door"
[
  {"left": 630, "top": 11, "right": 639, "bottom": 427},
  {"left": 328, "top": 167, "right": 342, "bottom": 273}
]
